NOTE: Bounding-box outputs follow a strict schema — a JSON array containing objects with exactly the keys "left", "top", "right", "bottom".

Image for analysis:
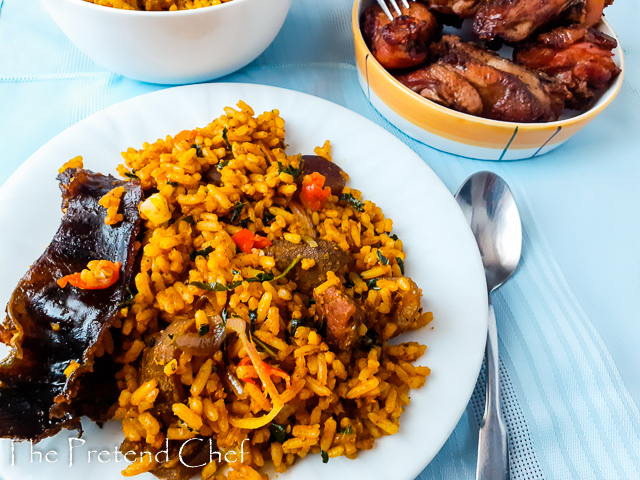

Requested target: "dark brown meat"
[
  {"left": 362, "top": 1, "right": 440, "bottom": 70},
  {"left": 140, "top": 318, "right": 194, "bottom": 418},
  {"left": 428, "top": 0, "right": 482, "bottom": 18},
  {"left": 515, "top": 25, "right": 620, "bottom": 109},
  {"left": 0, "top": 168, "right": 143, "bottom": 441},
  {"left": 427, "top": 36, "right": 568, "bottom": 122},
  {"left": 298, "top": 155, "right": 346, "bottom": 196},
  {"left": 314, "top": 286, "right": 364, "bottom": 350},
  {"left": 396, "top": 64, "right": 484, "bottom": 115},
  {"left": 473, "top": 0, "right": 581, "bottom": 42},
  {"left": 264, "top": 239, "right": 351, "bottom": 295},
  {"left": 202, "top": 166, "right": 222, "bottom": 186}
]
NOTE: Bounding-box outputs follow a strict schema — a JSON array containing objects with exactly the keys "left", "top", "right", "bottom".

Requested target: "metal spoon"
[{"left": 455, "top": 171, "right": 522, "bottom": 480}]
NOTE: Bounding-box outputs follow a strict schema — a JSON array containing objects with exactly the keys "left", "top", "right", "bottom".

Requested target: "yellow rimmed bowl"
[
  {"left": 44, "top": 0, "right": 291, "bottom": 85},
  {"left": 352, "top": 0, "right": 625, "bottom": 160}
]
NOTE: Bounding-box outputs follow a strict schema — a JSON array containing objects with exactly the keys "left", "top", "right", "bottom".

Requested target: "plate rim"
[{"left": 0, "top": 82, "right": 488, "bottom": 480}]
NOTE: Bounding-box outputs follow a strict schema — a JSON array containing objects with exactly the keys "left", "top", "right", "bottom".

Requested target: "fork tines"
[{"left": 376, "top": 0, "right": 411, "bottom": 21}]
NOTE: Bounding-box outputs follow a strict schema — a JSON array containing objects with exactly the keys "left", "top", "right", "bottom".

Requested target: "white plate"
[{"left": 0, "top": 83, "right": 487, "bottom": 480}]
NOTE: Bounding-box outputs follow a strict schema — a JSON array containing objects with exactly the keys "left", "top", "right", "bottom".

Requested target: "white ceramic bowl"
[
  {"left": 43, "top": 0, "right": 291, "bottom": 85},
  {"left": 353, "top": 0, "right": 625, "bottom": 160}
]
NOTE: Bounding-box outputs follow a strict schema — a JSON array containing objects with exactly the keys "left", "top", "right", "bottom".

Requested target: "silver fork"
[{"left": 376, "top": 0, "right": 411, "bottom": 21}]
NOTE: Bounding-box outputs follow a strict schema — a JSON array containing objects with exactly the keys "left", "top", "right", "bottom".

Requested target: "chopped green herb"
[
  {"left": 198, "top": 325, "right": 210, "bottom": 336},
  {"left": 230, "top": 202, "right": 245, "bottom": 224},
  {"left": 221, "top": 308, "right": 228, "bottom": 326},
  {"left": 396, "top": 257, "right": 405, "bottom": 275},
  {"left": 365, "top": 278, "right": 380, "bottom": 291},
  {"left": 190, "top": 245, "right": 214, "bottom": 261},
  {"left": 217, "top": 159, "right": 231, "bottom": 170},
  {"left": 232, "top": 269, "right": 240, "bottom": 275},
  {"left": 222, "top": 126, "right": 232, "bottom": 151},
  {"left": 191, "top": 143, "right": 204, "bottom": 158},
  {"left": 269, "top": 423, "right": 289, "bottom": 444},
  {"left": 124, "top": 171, "right": 139, "bottom": 180},
  {"left": 321, "top": 450, "right": 329, "bottom": 464},
  {"left": 189, "top": 280, "right": 241, "bottom": 292},
  {"left": 337, "top": 425, "right": 353, "bottom": 435},
  {"left": 168, "top": 334, "right": 175, "bottom": 340},
  {"left": 253, "top": 335, "right": 278, "bottom": 358},
  {"left": 239, "top": 218, "right": 254, "bottom": 226},
  {"left": 263, "top": 210, "right": 276, "bottom": 225},
  {"left": 272, "top": 255, "right": 301, "bottom": 281},
  {"left": 249, "top": 309, "right": 258, "bottom": 330},
  {"left": 360, "top": 328, "right": 380, "bottom": 352},
  {"left": 377, "top": 251, "right": 389, "bottom": 265},
  {"left": 340, "top": 193, "right": 365, "bottom": 212},
  {"left": 277, "top": 158, "right": 304, "bottom": 179},
  {"left": 118, "top": 285, "right": 137, "bottom": 308},
  {"left": 288, "top": 317, "right": 314, "bottom": 337},
  {"left": 182, "top": 215, "right": 195, "bottom": 225},
  {"left": 389, "top": 234, "right": 399, "bottom": 241},
  {"left": 167, "top": 180, "right": 179, "bottom": 187},
  {"left": 190, "top": 257, "right": 299, "bottom": 293}
]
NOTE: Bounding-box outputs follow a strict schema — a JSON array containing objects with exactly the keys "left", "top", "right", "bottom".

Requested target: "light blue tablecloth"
[{"left": 1, "top": 0, "right": 640, "bottom": 479}]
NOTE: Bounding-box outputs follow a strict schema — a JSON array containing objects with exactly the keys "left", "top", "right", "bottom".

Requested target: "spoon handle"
[{"left": 476, "top": 303, "right": 510, "bottom": 480}]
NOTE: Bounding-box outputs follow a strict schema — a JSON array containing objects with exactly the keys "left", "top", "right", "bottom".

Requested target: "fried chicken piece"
[
  {"left": 428, "top": 0, "right": 481, "bottom": 18},
  {"left": 396, "top": 64, "right": 484, "bottom": 115},
  {"left": 402, "top": 35, "right": 568, "bottom": 122},
  {"left": 515, "top": 25, "right": 620, "bottom": 109},
  {"left": 361, "top": 1, "right": 440, "bottom": 70},
  {"left": 473, "top": 0, "right": 582, "bottom": 42}
]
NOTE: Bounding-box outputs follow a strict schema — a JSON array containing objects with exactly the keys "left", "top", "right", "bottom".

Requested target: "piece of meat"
[
  {"left": 395, "top": 64, "right": 484, "bottom": 116},
  {"left": 0, "top": 168, "right": 143, "bottom": 441},
  {"left": 362, "top": 1, "right": 440, "bottom": 69},
  {"left": 264, "top": 239, "right": 351, "bottom": 295},
  {"left": 473, "top": 0, "right": 582, "bottom": 43},
  {"left": 314, "top": 286, "right": 364, "bottom": 350},
  {"left": 428, "top": 36, "right": 568, "bottom": 122},
  {"left": 202, "top": 166, "right": 222, "bottom": 186},
  {"left": 140, "top": 318, "right": 194, "bottom": 419},
  {"left": 515, "top": 25, "right": 620, "bottom": 109},
  {"left": 298, "top": 155, "right": 346, "bottom": 196},
  {"left": 389, "top": 277, "right": 422, "bottom": 335},
  {"left": 428, "top": 0, "right": 482, "bottom": 18}
]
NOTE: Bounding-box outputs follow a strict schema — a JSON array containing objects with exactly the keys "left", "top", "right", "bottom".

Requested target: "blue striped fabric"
[{"left": 1, "top": 0, "right": 640, "bottom": 479}]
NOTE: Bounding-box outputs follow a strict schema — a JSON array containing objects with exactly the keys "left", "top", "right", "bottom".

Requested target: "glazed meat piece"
[
  {"left": 428, "top": 0, "right": 481, "bottom": 18},
  {"left": 265, "top": 239, "right": 351, "bottom": 295},
  {"left": 314, "top": 286, "right": 364, "bottom": 350},
  {"left": 390, "top": 277, "right": 423, "bottom": 335},
  {"left": 515, "top": 25, "right": 620, "bottom": 109},
  {"left": 297, "top": 155, "right": 346, "bottom": 196},
  {"left": 361, "top": 1, "right": 440, "bottom": 69},
  {"left": 473, "top": 0, "right": 582, "bottom": 42},
  {"left": 408, "top": 35, "right": 569, "bottom": 122},
  {"left": 396, "top": 64, "right": 484, "bottom": 115},
  {"left": 0, "top": 168, "right": 142, "bottom": 441}
]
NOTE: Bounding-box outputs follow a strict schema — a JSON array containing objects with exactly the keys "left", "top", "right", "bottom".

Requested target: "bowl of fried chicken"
[{"left": 353, "top": 0, "right": 624, "bottom": 160}]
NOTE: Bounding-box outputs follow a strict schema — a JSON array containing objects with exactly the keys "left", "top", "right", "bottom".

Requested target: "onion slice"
[{"left": 226, "top": 317, "right": 287, "bottom": 429}]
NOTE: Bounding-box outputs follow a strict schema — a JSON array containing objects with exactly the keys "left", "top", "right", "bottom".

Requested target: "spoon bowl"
[{"left": 456, "top": 171, "right": 522, "bottom": 292}]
